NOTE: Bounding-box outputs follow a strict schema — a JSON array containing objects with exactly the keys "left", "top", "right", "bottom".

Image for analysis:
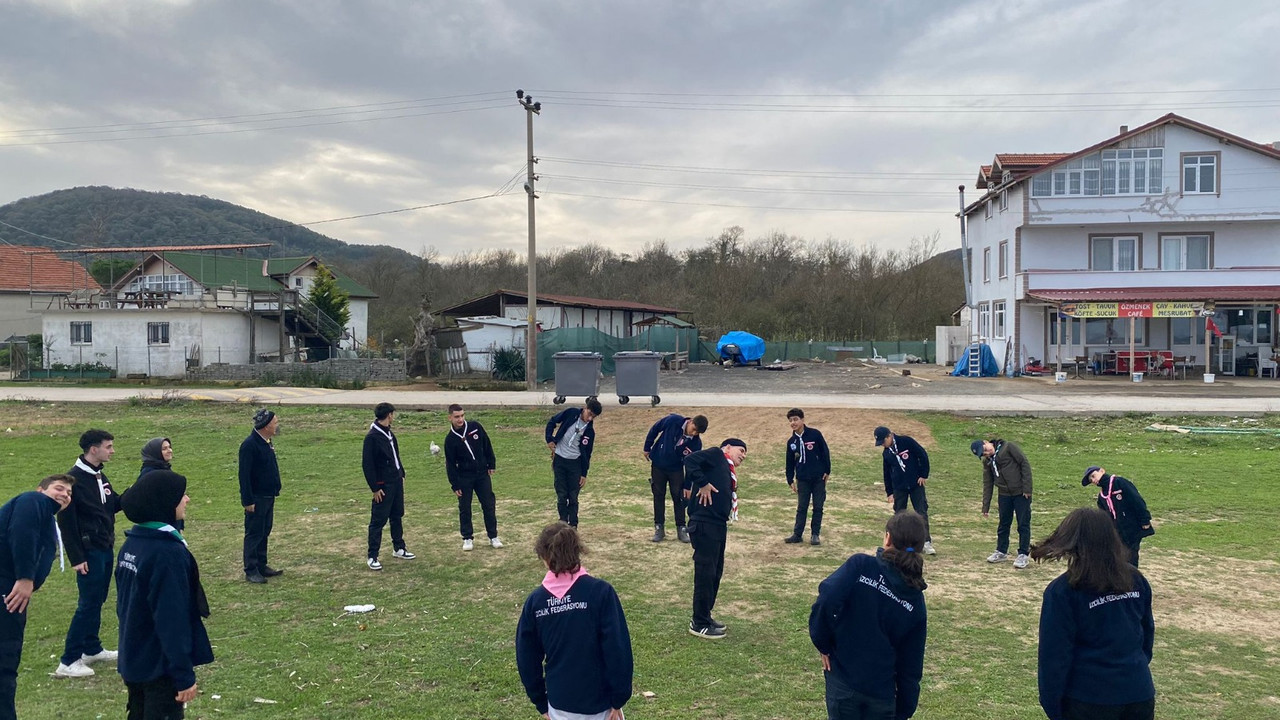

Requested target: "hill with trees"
[{"left": 1, "top": 188, "right": 964, "bottom": 347}]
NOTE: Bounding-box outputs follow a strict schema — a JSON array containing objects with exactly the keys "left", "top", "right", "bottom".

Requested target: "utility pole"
[{"left": 517, "top": 89, "right": 541, "bottom": 391}]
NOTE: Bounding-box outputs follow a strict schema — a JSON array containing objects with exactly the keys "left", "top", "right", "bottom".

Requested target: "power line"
[
  {"left": 539, "top": 97, "right": 1280, "bottom": 114},
  {"left": 0, "top": 219, "right": 80, "bottom": 246},
  {"left": 541, "top": 156, "right": 967, "bottom": 179},
  {"left": 539, "top": 190, "right": 954, "bottom": 214},
  {"left": 533, "top": 87, "right": 1280, "bottom": 99},
  {"left": 540, "top": 174, "right": 955, "bottom": 196}
]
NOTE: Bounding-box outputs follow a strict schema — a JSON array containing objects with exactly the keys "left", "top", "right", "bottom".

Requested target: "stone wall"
[{"left": 187, "top": 358, "right": 406, "bottom": 383}]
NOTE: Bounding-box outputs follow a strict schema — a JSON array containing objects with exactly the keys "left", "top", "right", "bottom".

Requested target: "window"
[
  {"left": 294, "top": 278, "right": 303, "bottom": 287},
  {"left": 998, "top": 241, "right": 1009, "bottom": 278},
  {"left": 147, "top": 322, "right": 170, "bottom": 345},
  {"left": 993, "top": 301, "right": 1007, "bottom": 338},
  {"left": 983, "top": 248, "right": 991, "bottom": 283},
  {"left": 1182, "top": 154, "right": 1218, "bottom": 194},
  {"left": 1090, "top": 236, "right": 1138, "bottom": 271},
  {"left": 1160, "top": 235, "right": 1211, "bottom": 270},
  {"left": 985, "top": 200, "right": 993, "bottom": 219},
  {"left": 999, "top": 190, "right": 1009, "bottom": 212},
  {"left": 1085, "top": 318, "right": 1144, "bottom": 345},
  {"left": 1032, "top": 149, "right": 1164, "bottom": 197},
  {"left": 70, "top": 321, "right": 92, "bottom": 345},
  {"left": 978, "top": 303, "right": 991, "bottom": 338},
  {"left": 1171, "top": 317, "right": 1206, "bottom": 346},
  {"left": 1218, "top": 306, "right": 1273, "bottom": 345},
  {"left": 1049, "top": 317, "right": 1084, "bottom": 345},
  {"left": 128, "top": 273, "right": 195, "bottom": 295}
]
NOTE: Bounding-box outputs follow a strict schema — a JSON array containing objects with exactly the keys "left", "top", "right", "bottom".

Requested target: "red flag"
[{"left": 1206, "top": 317, "right": 1223, "bottom": 338}]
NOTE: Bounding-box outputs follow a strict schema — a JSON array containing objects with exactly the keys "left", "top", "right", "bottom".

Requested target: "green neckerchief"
[{"left": 137, "top": 521, "right": 187, "bottom": 546}]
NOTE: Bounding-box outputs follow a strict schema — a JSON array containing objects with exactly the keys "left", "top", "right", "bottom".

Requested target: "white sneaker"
[
  {"left": 923, "top": 541, "right": 936, "bottom": 555},
  {"left": 462, "top": 538, "right": 474, "bottom": 551},
  {"left": 54, "top": 660, "right": 95, "bottom": 678},
  {"left": 490, "top": 537, "right": 504, "bottom": 549},
  {"left": 367, "top": 557, "right": 383, "bottom": 570},
  {"left": 392, "top": 548, "right": 415, "bottom": 560},
  {"left": 986, "top": 551, "right": 1008, "bottom": 563},
  {"left": 1013, "top": 553, "right": 1030, "bottom": 569},
  {"left": 80, "top": 649, "right": 117, "bottom": 665}
]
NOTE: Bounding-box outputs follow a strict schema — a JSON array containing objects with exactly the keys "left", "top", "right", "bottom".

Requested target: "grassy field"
[{"left": 0, "top": 400, "right": 1277, "bottom": 719}]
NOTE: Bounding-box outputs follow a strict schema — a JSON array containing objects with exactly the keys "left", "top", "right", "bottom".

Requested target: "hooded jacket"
[
  {"left": 444, "top": 421, "right": 496, "bottom": 490},
  {"left": 0, "top": 491, "right": 62, "bottom": 594},
  {"left": 980, "top": 439, "right": 1033, "bottom": 513},
  {"left": 881, "top": 435, "right": 930, "bottom": 495},
  {"left": 643, "top": 414, "right": 702, "bottom": 471},
  {"left": 116, "top": 526, "right": 213, "bottom": 689},
  {"left": 786, "top": 426, "right": 831, "bottom": 484},
  {"left": 56, "top": 456, "right": 121, "bottom": 566},
  {"left": 1038, "top": 569, "right": 1155, "bottom": 720},
  {"left": 545, "top": 408, "right": 597, "bottom": 478},
  {"left": 809, "top": 550, "right": 927, "bottom": 720}
]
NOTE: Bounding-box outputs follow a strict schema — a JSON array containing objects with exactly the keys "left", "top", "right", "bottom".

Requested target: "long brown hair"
[
  {"left": 1030, "top": 507, "right": 1134, "bottom": 593},
  {"left": 535, "top": 522, "right": 585, "bottom": 575},
  {"left": 883, "top": 511, "right": 927, "bottom": 591}
]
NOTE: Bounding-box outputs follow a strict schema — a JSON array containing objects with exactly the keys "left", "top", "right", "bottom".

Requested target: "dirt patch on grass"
[
  {"left": 1147, "top": 551, "right": 1280, "bottom": 643},
  {"left": 593, "top": 407, "right": 938, "bottom": 463}
]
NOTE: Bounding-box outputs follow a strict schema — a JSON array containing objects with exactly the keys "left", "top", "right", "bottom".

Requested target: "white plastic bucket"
[
  {"left": 1054, "top": 372, "right": 1067, "bottom": 383},
  {"left": 1203, "top": 373, "right": 1215, "bottom": 383},
  {"left": 1131, "top": 372, "right": 1144, "bottom": 382}
]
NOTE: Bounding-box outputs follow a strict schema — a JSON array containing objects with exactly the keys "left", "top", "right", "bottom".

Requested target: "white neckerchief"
[
  {"left": 54, "top": 518, "right": 65, "bottom": 571},
  {"left": 988, "top": 442, "right": 1002, "bottom": 478},
  {"left": 370, "top": 422, "right": 402, "bottom": 471},
  {"left": 889, "top": 441, "right": 907, "bottom": 473},
  {"left": 792, "top": 429, "right": 807, "bottom": 465},
  {"left": 451, "top": 422, "right": 476, "bottom": 460},
  {"left": 74, "top": 458, "right": 107, "bottom": 504}
]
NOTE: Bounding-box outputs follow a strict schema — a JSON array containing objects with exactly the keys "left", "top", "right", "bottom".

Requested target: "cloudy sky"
[{"left": 2, "top": 0, "right": 1279, "bottom": 259}]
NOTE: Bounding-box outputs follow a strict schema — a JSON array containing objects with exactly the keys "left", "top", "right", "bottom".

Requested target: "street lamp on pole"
[{"left": 517, "top": 89, "right": 541, "bottom": 391}]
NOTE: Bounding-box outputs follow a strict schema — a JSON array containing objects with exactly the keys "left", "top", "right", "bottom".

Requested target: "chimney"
[{"left": 1119, "top": 125, "right": 1129, "bottom": 134}]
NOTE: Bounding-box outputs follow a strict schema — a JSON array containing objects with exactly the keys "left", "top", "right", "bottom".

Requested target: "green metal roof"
[{"left": 158, "top": 252, "right": 377, "bottom": 298}]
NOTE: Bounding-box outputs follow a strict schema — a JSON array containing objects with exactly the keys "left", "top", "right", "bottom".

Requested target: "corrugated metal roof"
[
  {"left": 438, "top": 289, "right": 685, "bottom": 316},
  {"left": 120, "top": 252, "right": 378, "bottom": 297},
  {"left": 0, "top": 245, "right": 101, "bottom": 293}
]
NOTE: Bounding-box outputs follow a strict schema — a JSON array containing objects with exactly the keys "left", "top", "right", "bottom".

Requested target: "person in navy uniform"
[
  {"left": 1081, "top": 466, "right": 1153, "bottom": 567},
  {"left": 783, "top": 409, "right": 831, "bottom": 546},
  {"left": 544, "top": 399, "right": 602, "bottom": 528},
  {"left": 876, "top": 426, "right": 935, "bottom": 555},
  {"left": 642, "top": 413, "right": 707, "bottom": 542}
]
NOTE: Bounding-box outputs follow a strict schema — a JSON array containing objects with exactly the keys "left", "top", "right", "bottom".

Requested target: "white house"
[
  {"left": 961, "top": 114, "right": 1280, "bottom": 376},
  {"left": 0, "top": 245, "right": 101, "bottom": 341},
  {"left": 41, "top": 251, "right": 377, "bottom": 377},
  {"left": 456, "top": 315, "right": 528, "bottom": 372}
]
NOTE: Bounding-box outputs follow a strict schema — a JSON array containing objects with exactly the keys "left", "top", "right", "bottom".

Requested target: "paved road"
[{"left": 5, "top": 384, "right": 1280, "bottom": 415}]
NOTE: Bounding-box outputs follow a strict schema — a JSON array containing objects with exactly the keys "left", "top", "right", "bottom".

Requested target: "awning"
[{"left": 1028, "top": 286, "right": 1280, "bottom": 303}]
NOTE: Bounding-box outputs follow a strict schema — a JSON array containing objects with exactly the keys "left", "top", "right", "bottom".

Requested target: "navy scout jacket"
[
  {"left": 362, "top": 423, "right": 406, "bottom": 490},
  {"left": 786, "top": 426, "right": 831, "bottom": 484},
  {"left": 57, "top": 457, "right": 121, "bottom": 565},
  {"left": 683, "top": 448, "right": 734, "bottom": 525},
  {"left": 882, "top": 435, "right": 930, "bottom": 495},
  {"left": 238, "top": 431, "right": 281, "bottom": 506},
  {"left": 0, "top": 491, "right": 61, "bottom": 593},
  {"left": 643, "top": 414, "right": 702, "bottom": 471},
  {"left": 544, "top": 408, "right": 597, "bottom": 478},
  {"left": 444, "top": 421, "right": 496, "bottom": 489}
]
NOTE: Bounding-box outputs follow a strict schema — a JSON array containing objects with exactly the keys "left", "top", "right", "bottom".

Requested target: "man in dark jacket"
[
  {"left": 544, "top": 399, "right": 601, "bottom": 528},
  {"left": 877, "top": 426, "right": 935, "bottom": 555},
  {"left": 239, "top": 409, "right": 283, "bottom": 584},
  {"left": 1, "top": 474, "right": 73, "bottom": 720},
  {"left": 784, "top": 409, "right": 831, "bottom": 546},
  {"left": 1082, "top": 466, "right": 1154, "bottom": 567},
  {"left": 116, "top": 469, "right": 213, "bottom": 719},
  {"left": 55, "top": 428, "right": 121, "bottom": 678},
  {"left": 363, "top": 403, "right": 413, "bottom": 571},
  {"left": 685, "top": 438, "right": 747, "bottom": 640},
  {"left": 972, "top": 438, "right": 1033, "bottom": 569},
  {"left": 643, "top": 413, "right": 707, "bottom": 543},
  {"left": 444, "top": 404, "right": 502, "bottom": 551}
]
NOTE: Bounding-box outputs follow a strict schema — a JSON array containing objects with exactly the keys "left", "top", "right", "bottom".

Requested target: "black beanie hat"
[
  {"left": 122, "top": 470, "right": 188, "bottom": 525},
  {"left": 253, "top": 409, "right": 276, "bottom": 430}
]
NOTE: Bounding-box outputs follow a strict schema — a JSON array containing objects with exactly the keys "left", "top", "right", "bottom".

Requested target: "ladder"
[{"left": 967, "top": 342, "right": 983, "bottom": 377}]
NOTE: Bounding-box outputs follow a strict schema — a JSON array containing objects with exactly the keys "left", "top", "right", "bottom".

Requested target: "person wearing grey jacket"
[{"left": 971, "top": 439, "right": 1033, "bottom": 568}]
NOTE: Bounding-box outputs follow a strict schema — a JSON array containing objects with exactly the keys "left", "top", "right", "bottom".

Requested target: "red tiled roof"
[
  {"left": 1028, "top": 286, "right": 1280, "bottom": 302},
  {"left": 994, "top": 153, "right": 1071, "bottom": 167},
  {"left": 0, "top": 245, "right": 101, "bottom": 293}
]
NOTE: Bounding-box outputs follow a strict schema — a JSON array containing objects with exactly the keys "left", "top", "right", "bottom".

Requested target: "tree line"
[{"left": 344, "top": 226, "right": 964, "bottom": 348}]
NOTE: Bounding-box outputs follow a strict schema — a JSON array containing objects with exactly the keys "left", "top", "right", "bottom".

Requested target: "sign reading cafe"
[{"left": 1060, "top": 302, "right": 1206, "bottom": 319}]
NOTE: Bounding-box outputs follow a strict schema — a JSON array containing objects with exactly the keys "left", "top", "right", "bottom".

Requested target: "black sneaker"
[
  {"left": 810, "top": 535, "right": 821, "bottom": 546},
  {"left": 261, "top": 566, "right": 284, "bottom": 577},
  {"left": 688, "top": 622, "right": 726, "bottom": 640},
  {"left": 651, "top": 525, "right": 665, "bottom": 542},
  {"left": 709, "top": 617, "right": 726, "bottom": 630},
  {"left": 784, "top": 534, "right": 803, "bottom": 544},
  {"left": 245, "top": 572, "right": 267, "bottom": 584}
]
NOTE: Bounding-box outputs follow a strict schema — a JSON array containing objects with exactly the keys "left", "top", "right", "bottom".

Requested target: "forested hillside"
[{"left": 1, "top": 188, "right": 963, "bottom": 346}]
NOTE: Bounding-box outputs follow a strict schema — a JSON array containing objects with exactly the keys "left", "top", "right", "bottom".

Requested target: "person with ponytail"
[
  {"left": 516, "top": 523, "right": 632, "bottom": 720},
  {"left": 1032, "top": 507, "right": 1155, "bottom": 720},
  {"left": 809, "top": 511, "right": 928, "bottom": 720}
]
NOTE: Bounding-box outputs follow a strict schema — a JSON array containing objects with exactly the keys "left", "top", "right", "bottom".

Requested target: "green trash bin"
[
  {"left": 552, "top": 352, "right": 602, "bottom": 405},
  {"left": 613, "top": 351, "right": 662, "bottom": 406}
]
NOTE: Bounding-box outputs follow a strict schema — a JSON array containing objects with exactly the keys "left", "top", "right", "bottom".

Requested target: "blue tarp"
[
  {"left": 951, "top": 343, "right": 1000, "bottom": 377},
  {"left": 716, "top": 331, "right": 766, "bottom": 365}
]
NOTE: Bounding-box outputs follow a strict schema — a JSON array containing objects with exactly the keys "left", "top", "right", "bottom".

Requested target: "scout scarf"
[
  {"left": 74, "top": 457, "right": 110, "bottom": 504},
  {"left": 369, "top": 422, "right": 402, "bottom": 471},
  {"left": 1098, "top": 475, "right": 1118, "bottom": 519},
  {"left": 451, "top": 422, "right": 477, "bottom": 460},
  {"left": 725, "top": 451, "right": 739, "bottom": 522}
]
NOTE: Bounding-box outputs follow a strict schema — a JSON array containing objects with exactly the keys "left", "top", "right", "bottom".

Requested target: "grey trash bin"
[
  {"left": 613, "top": 351, "right": 663, "bottom": 406},
  {"left": 552, "top": 352, "right": 602, "bottom": 405}
]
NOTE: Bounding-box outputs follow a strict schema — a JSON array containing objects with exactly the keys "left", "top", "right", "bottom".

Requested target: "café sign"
[{"left": 1060, "top": 301, "right": 1205, "bottom": 319}]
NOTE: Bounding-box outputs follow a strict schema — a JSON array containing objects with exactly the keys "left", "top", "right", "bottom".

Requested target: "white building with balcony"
[{"left": 961, "top": 114, "right": 1280, "bottom": 376}]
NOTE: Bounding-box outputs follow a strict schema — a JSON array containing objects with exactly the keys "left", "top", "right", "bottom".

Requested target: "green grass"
[{"left": 1, "top": 403, "right": 1278, "bottom": 719}]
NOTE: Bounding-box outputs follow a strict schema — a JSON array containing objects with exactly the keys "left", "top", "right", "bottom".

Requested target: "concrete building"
[
  {"left": 961, "top": 114, "right": 1280, "bottom": 377},
  {"left": 0, "top": 245, "right": 100, "bottom": 340},
  {"left": 455, "top": 315, "right": 528, "bottom": 372},
  {"left": 437, "top": 289, "right": 685, "bottom": 337}
]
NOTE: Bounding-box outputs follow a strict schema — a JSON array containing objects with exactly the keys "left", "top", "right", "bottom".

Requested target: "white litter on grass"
[
  {"left": 344, "top": 604, "right": 376, "bottom": 613},
  {"left": 252, "top": 698, "right": 278, "bottom": 704},
  {"left": 211, "top": 695, "right": 221, "bottom": 700}
]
